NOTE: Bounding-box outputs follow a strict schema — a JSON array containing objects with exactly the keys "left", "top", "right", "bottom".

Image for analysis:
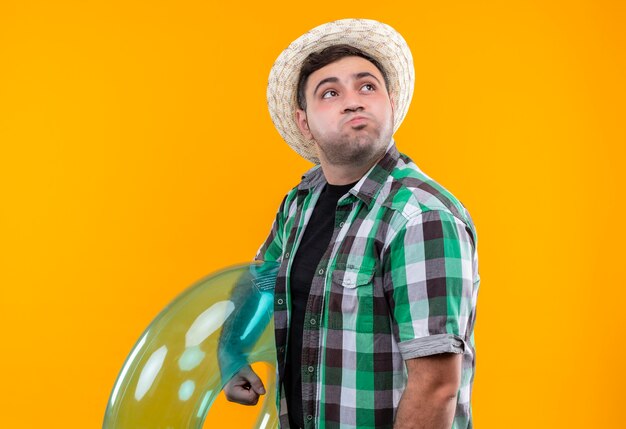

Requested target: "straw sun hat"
[{"left": 267, "top": 18, "right": 415, "bottom": 164}]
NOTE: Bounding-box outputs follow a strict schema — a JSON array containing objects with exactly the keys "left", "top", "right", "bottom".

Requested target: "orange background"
[{"left": 1, "top": 1, "right": 624, "bottom": 427}]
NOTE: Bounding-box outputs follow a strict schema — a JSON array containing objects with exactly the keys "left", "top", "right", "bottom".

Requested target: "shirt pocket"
[
  {"left": 328, "top": 261, "right": 377, "bottom": 338},
  {"left": 331, "top": 261, "right": 376, "bottom": 288}
]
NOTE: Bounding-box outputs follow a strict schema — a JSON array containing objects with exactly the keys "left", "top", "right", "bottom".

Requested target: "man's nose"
[{"left": 341, "top": 91, "right": 364, "bottom": 113}]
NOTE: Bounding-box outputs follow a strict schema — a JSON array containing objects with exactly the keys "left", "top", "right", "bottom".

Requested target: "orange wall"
[{"left": 1, "top": 1, "right": 624, "bottom": 427}]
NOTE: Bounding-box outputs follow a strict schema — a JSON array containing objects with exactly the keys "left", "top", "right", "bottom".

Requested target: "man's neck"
[
  {"left": 318, "top": 138, "right": 394, "bottom": 185},
  {"left": 319, "top": 153, "right": 385, "bottom": 185}
]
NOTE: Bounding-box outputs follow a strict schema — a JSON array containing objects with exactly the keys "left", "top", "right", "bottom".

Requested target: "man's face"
[{"left": 296, "top": 56, "right": 395, "bottom": 167}]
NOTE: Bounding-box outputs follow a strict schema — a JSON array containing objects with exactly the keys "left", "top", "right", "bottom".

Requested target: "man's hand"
[{"left": 223, "top": 365, "right": 266, "bottom": 406}]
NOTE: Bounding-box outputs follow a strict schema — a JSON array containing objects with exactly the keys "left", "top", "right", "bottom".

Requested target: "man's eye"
[
  {"left": 322, "top": 90, "right": 338, "bottom": 99},
  {"left": 361, "top": 84, "right": 375, "bottom": 92}
]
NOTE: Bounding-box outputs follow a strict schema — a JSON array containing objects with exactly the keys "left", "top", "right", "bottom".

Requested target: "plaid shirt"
[{"left": 255, "top": 142, "right": 479, "bottom": 429}]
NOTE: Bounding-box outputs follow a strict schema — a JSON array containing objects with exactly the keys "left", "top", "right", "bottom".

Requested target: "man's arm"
[
  {"left": 394, "top": 353, "right": 462, "bottom": 429},
  {"left": 223, "top": 193, "right": 289, "bottom": 405},
  {"left": 382, "top": 209, "right": 476, "bottom": 426}
]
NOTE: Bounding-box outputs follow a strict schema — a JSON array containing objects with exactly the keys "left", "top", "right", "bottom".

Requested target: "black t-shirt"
[{"left": 285, "top": 181, "right": 356, "bottom": 429}]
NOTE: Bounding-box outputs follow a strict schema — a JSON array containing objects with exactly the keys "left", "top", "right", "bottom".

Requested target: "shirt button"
[
  {"left": 309, "top": 318, "right": 316, "bottom": 325},
  {"left": 307, "top": 415, "right": 313, "bottom": 421},
  {"left": 339, "top": 222, "right": 345, "bottom": 227},
  {"left": 318, "top": 268, "right": 324, "bottom": 275},
  {"left": 277, "top": 298, "right": 284, "bottom": 305},
  {"left": 284, "top": 252, "right": 290, "bottom": 259},
  {"left": 307, "top": 366, "right": 315, "bottom": 373}
]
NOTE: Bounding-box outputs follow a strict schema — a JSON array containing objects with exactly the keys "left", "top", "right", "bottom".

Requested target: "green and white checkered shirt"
[{"left": 256, "top": 142, "right": 480, "bottom": 429}]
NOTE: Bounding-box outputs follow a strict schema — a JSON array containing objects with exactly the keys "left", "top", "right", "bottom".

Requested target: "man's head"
[
  {"left": 294, "top": 52, "right": 395, "bottom": 169},
  {"left": 267, "top": 19, "right": 415, "bottom": 164}
]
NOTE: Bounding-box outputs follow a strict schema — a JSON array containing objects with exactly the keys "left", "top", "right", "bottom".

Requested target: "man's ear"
[{"left": 296, "top": 109, "right": 313, "bottom": 140}]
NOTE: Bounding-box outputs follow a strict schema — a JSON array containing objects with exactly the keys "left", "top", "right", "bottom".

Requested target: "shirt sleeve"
[
  {"left": 219, "top": 191, "right": 289, "bottom": 381},
  {"left": 383, "top": 209, "right": 477, "bottom": 360},
  {"left": 254, "top": 194, "right": 288, "bottom": 262}
]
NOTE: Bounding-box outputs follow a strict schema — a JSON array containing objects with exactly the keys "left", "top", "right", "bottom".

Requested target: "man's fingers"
[
  {"left": 223, "top": 366, "right": 266, "bottom": 405},
  {"left": 243, "top": 368, "right": 266, "bottom": 395},
  {"left": 224, "top": 384, "right": 260, "bottom": 405}
]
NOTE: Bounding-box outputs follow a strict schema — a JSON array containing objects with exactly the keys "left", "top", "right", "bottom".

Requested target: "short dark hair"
[{"left": 296, "top": 44, "right": 390, "bottom": 110}]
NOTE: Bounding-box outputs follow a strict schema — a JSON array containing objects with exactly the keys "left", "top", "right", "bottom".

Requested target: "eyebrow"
[
  {"left": 355, "top": 72, "right": 382, "bottom": 85},
  {"left": 313, "top": 77, "right": 339, "bottom": 96},
  {"left": 312, "top": 72, "right": 383, "bottom": 96}
]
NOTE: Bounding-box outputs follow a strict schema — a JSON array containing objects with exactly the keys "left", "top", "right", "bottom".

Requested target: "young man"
[{"left": 225, "top": 19, "right": 480, "bottom": 429}]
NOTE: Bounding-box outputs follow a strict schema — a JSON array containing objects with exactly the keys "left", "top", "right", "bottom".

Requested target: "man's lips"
[{"left": 344, "top": 115, "right": 369, "bottom": 127}]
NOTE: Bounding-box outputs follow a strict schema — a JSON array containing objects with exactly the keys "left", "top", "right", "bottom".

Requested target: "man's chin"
[{"left": 318, "top": 144, "right": 383, "bottom": 167}]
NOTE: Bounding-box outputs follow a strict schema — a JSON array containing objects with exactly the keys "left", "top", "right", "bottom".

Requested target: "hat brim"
[{"left": 267, "top": 18, "right": 415, "bottom": 164}]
